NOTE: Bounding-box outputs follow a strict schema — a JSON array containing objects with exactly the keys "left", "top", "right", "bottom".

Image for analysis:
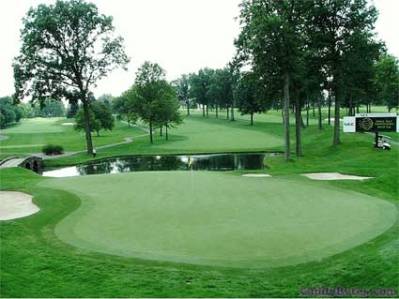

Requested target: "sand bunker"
[
  {"left": 62, "top": 123, "right": 74, "bottom": 126},
  {"left": 0, "top": 191, "right": 39, "bottom": 220},
  {"left": 303, "top": 173, "right": 373, "bottom": 181},
  {"left": 242, "top": 174, "right": 271, "bottom": 178}
]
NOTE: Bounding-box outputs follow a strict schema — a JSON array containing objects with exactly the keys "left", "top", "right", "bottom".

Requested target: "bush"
[{"left": 42, "top": 144, "right": 64, "bottom": 156}]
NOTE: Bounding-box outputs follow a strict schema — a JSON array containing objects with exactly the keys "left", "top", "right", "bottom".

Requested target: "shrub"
[{"left": 42, "top": 144, "right": 64, "bottom": 156}]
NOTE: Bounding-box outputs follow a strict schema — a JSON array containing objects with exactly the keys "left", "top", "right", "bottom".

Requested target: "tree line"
[
  {"left": 0, "top": 97, "right": 24, "bottom": 129},
  {"left": 11, "top": 0, "right": 398, "bottom": 158},
  {"left": 0, "top": 97, "right": 65, "bottom": 129},
  {"left": 174, "top": 66, "right": 271, "bottom": 126},
  {"left": 234, "top": 0, "right": 399, "bottom": 160}
]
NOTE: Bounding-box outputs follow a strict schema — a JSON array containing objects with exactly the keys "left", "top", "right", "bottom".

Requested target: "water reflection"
[{"left": 43, "top": 153, "right": 270, "bottom": 177}]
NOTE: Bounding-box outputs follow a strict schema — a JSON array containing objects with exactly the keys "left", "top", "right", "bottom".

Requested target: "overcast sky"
[{"left": 0, "top": 0, "right": 398, "bottom": 98}]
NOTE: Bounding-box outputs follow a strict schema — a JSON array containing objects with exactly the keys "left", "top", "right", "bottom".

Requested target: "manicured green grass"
[
  {"left": 0, "top": 117, "right": 146, "bottom": 158},
  {"left": 39, "top": 171, "right": 396, "bottom": 268},
  {"left": 1, "top": 109, "right": 398, "bottom": 297},
  {"left": 1, "top": 117, "right": 66, "bottom": 134},
  {"left": 46, "top": 114, "right": 285, "bottom": 167},
  {"left": 1, "top": 166, "right": 398, "bottom": 297}
]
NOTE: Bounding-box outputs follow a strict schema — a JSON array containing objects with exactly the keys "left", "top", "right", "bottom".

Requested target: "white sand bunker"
[
  {"left": 242, "top": 174, "right": 271, "bottom": 178},
  {"left": 62, "top": 122, "right": 74, "bottom": 126},
  {"left": 303, "top": 173, "right": 373, "bottom": 181},
  {"left": 0, "top": 191, "right": 39, "bottom": 220}
]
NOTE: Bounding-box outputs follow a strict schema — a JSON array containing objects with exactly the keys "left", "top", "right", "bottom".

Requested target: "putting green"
[{"left": 40, "top": 172, "right": 397, "bottom": 268}]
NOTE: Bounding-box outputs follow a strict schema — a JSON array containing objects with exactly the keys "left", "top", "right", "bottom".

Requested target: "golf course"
[
  {"left": 1, "top": 110, "right": 398, "bottom": 297},
  {"left": 1, "top": 0, "right": 399, "bottom": 297}
]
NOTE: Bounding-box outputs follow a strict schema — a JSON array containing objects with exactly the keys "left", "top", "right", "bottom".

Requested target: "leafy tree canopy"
[{"left": 13, "top": 0, "right": 129, "bottom": 153}]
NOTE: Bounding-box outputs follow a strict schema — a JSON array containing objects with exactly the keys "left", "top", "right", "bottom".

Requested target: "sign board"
[
  {"left": 343, "top": 117, "right": 356, "bottom": 133},
  {"left": 343, "top": 113, "right": 399, "bottom": 133}
]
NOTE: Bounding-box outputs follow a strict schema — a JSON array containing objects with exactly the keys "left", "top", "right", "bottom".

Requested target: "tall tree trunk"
[
  {"left": 306, "top": 100, "right": 310, "bottom": 127},
  {"left": 318, "top": 97, "right": 323, "bottom": 130},
  {"left": 283, "top": 73, "right": 291, "bottom": 161},
  {"left": 312, "top": 102, "right": 315, "bottom": 117},
  {"left": 206, "top": 105, "right": 209, "bottom": 117},
  {"left": 82, "top": 100, "right": 94, "bottom": 155},
  {"left": 295, "top": 98, "right": 303, "bottom": 157},
  {"left": 231, "top": 102, "right": 235, "bottom": 121},
  {"left": 160, "top": 125, "right": 163, "bottom": 137},
  {"left": 349, "top": 96, "right": 353, "bottom": 116},
  {"left": 250, "top": 112, "right": 254, "bottom": 126},
  {"left": 165, "top": 124, "right": 168, "bottom": 141},
  {"left": 328, "top": 93, "right": 331, "bottom": 125},
  {"left": 216, "top": 105, "right": 219, "bottom": 118},
  {"left": 202, "top": 105, "right": 205, "bottom": 117},
  {"left": 333, "top": 86, "right": 341, "bottom": 145},
  {"left": 227, "top": 106, "right": 230, "bottom": 120},
  {"left": 301, "top": 114, "right": 306, "bottom": 129},
  {"left": 149, "top": 120, "right": 153, "bottom": 144},
  {"left": 186, "top": 100, "right": 190, "bottom": 116}
]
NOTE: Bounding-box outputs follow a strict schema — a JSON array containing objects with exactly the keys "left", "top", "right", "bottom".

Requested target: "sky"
[{"left": 0, "top": 0, "right": 398, "bottom": 98}]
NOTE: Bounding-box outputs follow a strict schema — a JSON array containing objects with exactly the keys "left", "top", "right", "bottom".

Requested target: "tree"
[
  {"left": 208, "top": 68, "right": 234, "bottom": 120},
  {"left": 66, "top": 102, "right": 79, "bottom": 119},
  {"left": 374, "top": 54, "right": 399, "bottom": 111},
  {"left": 236, "top": 0, "right": 308, "bottom": 160},
  {"left": 308, "top": 0, "right": 378, "bottom": 145},
  {"left": 129, "top": 62, "right": 169, "bottom": 144},
  {"left": 97, "top": 94, "right": 114, "bottom": 110},
  {"left": 34, "top": 98, "right": 65, "bottom": 117},
  {"left": 91, "top": 101, "right": 115, "bottom": 135},
  {"left": 112, "top": 94, "right": 138, "bottom": 126},
  {"left": 235, "top": 72, "right": 267, "bottom": 125},
  {"left": 75, "top": 101, "right": 114, "bottom": 136},
  {"left": 0, "top": 96, "right": 24, "bottom": 128},
  {"left": 340, "top": 32, "right": 382, "bottom": 115},
  {"left": 13, "top": 0, "right": 129, "bottom": 154},
  {"left": 75, "top": 108, "right": 100, "bottom": 136},
  {"left": 175, "top": 75, "right": 191, "bottom": 116},
  {"left": 189, "top": 69, "right": 214, "bottom": 117},
  {"left": 155, "top": 83, "right": 182, "bottom": 140}
]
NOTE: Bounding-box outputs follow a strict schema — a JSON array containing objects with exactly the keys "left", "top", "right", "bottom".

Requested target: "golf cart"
[{"left": 375, "top": 134, "right": 392, "bottom": 150}]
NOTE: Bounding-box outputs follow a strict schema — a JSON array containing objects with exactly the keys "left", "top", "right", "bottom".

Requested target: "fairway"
[
  {"left": 40, "top": 171, "right": 397, "bottom": 268},
  {"left": 0, "top": 117, "right": 145, "bottom": 157}
]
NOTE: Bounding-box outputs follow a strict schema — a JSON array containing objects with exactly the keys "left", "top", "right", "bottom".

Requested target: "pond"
[{"left": 42, "top": 152, "right": 274, "bottom": 177}]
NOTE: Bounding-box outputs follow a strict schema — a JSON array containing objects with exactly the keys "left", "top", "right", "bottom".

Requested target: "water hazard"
[{"left": 42, "top": 152, "right": 273, "bottom": 177}]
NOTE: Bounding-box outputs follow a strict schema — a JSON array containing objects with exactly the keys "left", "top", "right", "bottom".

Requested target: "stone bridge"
[{"left": 0, "top": 156, "right": 43, "bottom": 173}]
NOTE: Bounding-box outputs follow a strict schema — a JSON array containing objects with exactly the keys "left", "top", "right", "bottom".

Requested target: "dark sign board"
[{"left": 356, "top": 117, "right": 397, "bottom": 132}]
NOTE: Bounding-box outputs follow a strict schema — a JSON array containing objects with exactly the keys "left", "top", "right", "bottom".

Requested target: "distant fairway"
[
  {"left": 0, "top": 117, "right": 145, "bottom": 157},
  {"left": 40, "top": 172, "right": 397, "bottom": 268},
  {"left": 0, "top": 118, "right": 66, "bottom": 134}
]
